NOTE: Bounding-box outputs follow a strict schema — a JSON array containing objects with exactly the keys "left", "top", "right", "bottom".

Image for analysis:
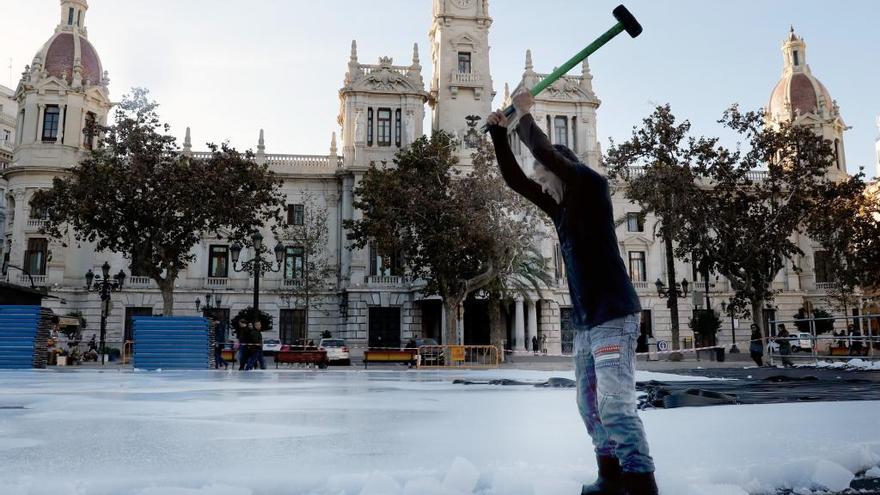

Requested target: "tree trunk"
[
  {"left": 443, "top": 300, "right": 460, "bottom": 346},
  {"left": 488, "top": 297, "right": 505, "bottom": 362},
  {"left": 664, "top": 235, "right": 681, "bottom": 351},
  {"left": 160, "top": 283, "right": 174, "bottom": 316},
  {"left": 751, "top": 297, "right": 766, "bottom": 343}
]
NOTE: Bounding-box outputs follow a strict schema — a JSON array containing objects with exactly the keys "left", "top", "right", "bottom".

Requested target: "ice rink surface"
[{"left": 1, "top": 368, "right": 878, "bottom": 495}]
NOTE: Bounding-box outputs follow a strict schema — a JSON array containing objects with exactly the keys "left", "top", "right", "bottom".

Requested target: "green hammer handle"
[{"left": 482, "top": 5, "right": 642, "bottom": 133}]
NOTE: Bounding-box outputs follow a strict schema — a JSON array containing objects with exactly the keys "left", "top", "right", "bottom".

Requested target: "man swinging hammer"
[{"left": 487, "top": 91, "right": 658, "bottom": 495}]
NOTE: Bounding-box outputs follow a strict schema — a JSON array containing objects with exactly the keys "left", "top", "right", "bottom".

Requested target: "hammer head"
[{"left": 613, "top": 5, "right": 643, "bottom": 38}]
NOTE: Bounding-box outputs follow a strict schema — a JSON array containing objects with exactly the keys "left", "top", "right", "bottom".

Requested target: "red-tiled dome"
[
  {"left": 39, "top": 31, "right": 103, "bottom": 85},
  {"left": 768, "top": 72, "right": 833, "bottom": 117}
]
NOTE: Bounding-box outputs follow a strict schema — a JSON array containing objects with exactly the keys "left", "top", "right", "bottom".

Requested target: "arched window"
[{"left": 834, "top": 139, "right": 840, "bottom": 170}]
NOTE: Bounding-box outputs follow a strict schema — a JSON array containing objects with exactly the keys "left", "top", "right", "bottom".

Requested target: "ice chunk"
[
  {"left": 442, "top": 457, "right": 480, "bottom": 493},
  {"left": 865, "top": 466, "right": 880, "bottom": 478},
  {"left": 811, "top": 459, "right": 853, "bottom": 491},
  {"left": 359, "top": 472, "right": 402, "bottom": 495},
  {"left": 403, "top": 476, "right": 451, "bottom": 495},
  {"left": 133, "top": 485, "right": 252, "bottom": 495}
]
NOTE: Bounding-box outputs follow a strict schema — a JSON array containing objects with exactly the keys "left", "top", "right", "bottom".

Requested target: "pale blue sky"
[{"left": 2, "top": 0, "right": 878, "bottom": 178}]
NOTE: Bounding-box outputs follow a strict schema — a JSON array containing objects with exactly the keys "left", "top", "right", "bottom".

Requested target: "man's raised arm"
[{"left": 511, "top": 91, "right": 579, "bottom": 184}]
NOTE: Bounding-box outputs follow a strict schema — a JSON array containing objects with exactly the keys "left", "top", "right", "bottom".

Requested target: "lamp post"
[
  {"left": 230, "top": 232, "right": 284, "bottom": 317},
  {"left": 85, "top": 261, "right": 125, "bottom": 365},
  {"left": 721, "top": 300, "right": 740, "bottom": 353},
  {"left": 655, "top": 277, "right": 689, "bottom": 353}
]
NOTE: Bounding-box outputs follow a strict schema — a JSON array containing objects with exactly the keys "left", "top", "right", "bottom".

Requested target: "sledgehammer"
[{"left": 481, "top": 4, "right": 642, "bottom": 133}]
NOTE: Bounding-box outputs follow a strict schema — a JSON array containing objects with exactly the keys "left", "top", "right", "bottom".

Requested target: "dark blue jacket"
[{"left": 489, "top": 114, "right": 641, "bottom": 329}]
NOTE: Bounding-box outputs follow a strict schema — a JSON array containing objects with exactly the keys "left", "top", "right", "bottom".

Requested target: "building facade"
[{"left": 1, "top": 1, "right": 860, "bottom": 354}]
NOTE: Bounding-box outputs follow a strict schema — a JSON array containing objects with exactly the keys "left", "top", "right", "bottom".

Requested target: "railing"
[
  {"left": 282, "top": 278, "right": 304, "bottom": 289},
  {"left": 190, "top": 151, "right": 212, "bottom": 160},
  {"left": 127, "top": 276, "right": 153, "bottom": 288},
  {"left": 620, "top": 167, "right": 769, "bottom": 182},
  {"left": 25, "top": 218, "right": 46, "bottom": 230},
  {"left": 206, "top": 277, "right": 229, "bottom": 288},
  {"left": 361, "top": 64, "right": 410, "bottom": 77},
  {"left": 18, "top": 273, "right": 46, "bottom": 286},
  {"left": 366, "top": 275, "right": 411, "bottom": 287},
  {"left": 417, "top": 345, "right": 500, "bottom": 368},
  {"left": 451, "top": 72, "right": 482, "bottom": 85},
  {"left": 632, "top": 280, "right": 650, "bottom": 290},
  {"left": 265, "top": 154, "right": 337, "bottom": 168},
  {"left": 815, "top": 282, "right": 836, "bottom": 291}
]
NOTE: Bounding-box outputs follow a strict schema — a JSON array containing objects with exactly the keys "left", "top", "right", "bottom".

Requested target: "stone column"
[
  {"left": 514, "top": 298, "right": 525, "bottom": 351},
  {"left": 56, "top": 105, "right": 66, "bottom": 145},
  {"left": 440, "top": 303, "right": 447, "bottom": 346},
  {"left": 527, "top": 299, "right": 538, "bottom": 351},
  {"left": 36, "top": 104, "right": 45, "bottom": 142},
  {"left": 340, "top": 175, "right": 354, "bottom": 284}
]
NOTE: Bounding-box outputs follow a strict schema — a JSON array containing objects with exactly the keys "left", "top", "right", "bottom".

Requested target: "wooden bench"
[
  {"left": 274, "top": 348, "right": 328, "bottom": 369},
  {"left": 363, "top": 349, "right": 418, "bottom": 368}
]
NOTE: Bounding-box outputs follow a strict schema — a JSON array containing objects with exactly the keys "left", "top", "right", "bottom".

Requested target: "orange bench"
[
  {"left": 363, "top": 349, "right": 418, "bottom": 368},
  {"left": 274, "top": 349, "right": 328, "bottom": 369}
]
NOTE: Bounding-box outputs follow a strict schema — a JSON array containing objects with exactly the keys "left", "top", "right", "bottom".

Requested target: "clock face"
[{"left": 451, "top": 0, "right": 474, "bottom": 9}]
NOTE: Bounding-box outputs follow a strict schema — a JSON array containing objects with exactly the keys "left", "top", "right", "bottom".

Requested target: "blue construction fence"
[
  {"left": 0, "top": 305, "right": 52, "bottom": 369},
  {"left": 132, "top": 316, "right": 212, "bottom": 370}
]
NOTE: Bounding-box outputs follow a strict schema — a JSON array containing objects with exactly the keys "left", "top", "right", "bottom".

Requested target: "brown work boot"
[
  {"left": 621, "top": 471, "right": 659, "bottom": 495},
  {"left": 581, "top": 456, "right": 623, "bottom": 495}
]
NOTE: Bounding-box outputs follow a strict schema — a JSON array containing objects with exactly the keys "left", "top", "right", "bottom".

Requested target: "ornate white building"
[{"left": 1, "top": 1, "right": 860, "bottom": 354}]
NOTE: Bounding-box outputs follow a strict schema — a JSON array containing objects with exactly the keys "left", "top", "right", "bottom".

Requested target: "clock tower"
[{"left": 429, "top": 0, "right": 494, "bottom": 138}]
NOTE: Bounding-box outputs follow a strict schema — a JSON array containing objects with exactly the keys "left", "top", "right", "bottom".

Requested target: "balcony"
[
  {"left": 631, "top": 280, "right": 650, "bottom": 291},
  {"left": 815, "top": 282, "right": 836, "bottom": 291},
  {"left": 25, "top": 219, "right": 47, "bottom": 232},
  {"left": 206, "top": 277, "right": 229, "bottom": 288},
  {"left": 127, "top": 276, "right": 154, "bottom": 288},
  {"left": 366, "top": 275, "right": 411, "bottom": 287},
  {"left": 282, "top": 278, "right": 304, "bottom": 289},
  {"left": 17, "top": 273, "right": 47, "bottom": 287},
  {"left": 451, "top": 72, "right": 482, "bottom": 86}
]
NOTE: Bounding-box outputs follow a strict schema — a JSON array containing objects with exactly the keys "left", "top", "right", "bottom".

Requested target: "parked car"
[
  {"left": 319, "top": 338, "right": 350, "bottom": 365},
  {"left": 767, "top": 332, "right": 814, "bottom": 353},
  {"left": 263, "top": 339, "right": 282, "bottom": 356}
]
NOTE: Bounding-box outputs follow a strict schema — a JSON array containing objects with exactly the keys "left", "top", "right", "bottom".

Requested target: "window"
[
  {"left": 628, "top": 251, "right": 646, "bottom": 282},
  {"left": 546, "top": 115, "right": 552, "bottom": 136},
  {"left": 284, "top": 246, "right": 304, "bottom": 280},
  {"left": 279, "top": 309, "right": 306, "bottom": 345},
  {"left": 287, "top": 204, "right": 304, "bottom": 226},
  {"left": 370, "top": 242, "right": 402, "bottom": 277},
  {"left": 377, "top": 108, "right": 392, "bottom": 147},
  {"left": 29, "top": 201, "right": 48, "bottom": 220},
  {"left": 793, "top": 50, "right": 799, "bottom": 67},
  {"left": 76, "top": 10, "right": 82, "bottom": 27},
  {"left": 129, "top": 250, "right": 149, "bottom": 277},
  {"left": 554, "top": 243, "right": 566, "bottom": 282},
  {"left": 814, "top": 250, "right": 832, "bottom": 284},
  {"left": 367, "top": 108, "right": 374, "bottom": 147},
  {"left": 626, "top": 213, "right": 644, "bottom": 232},
  {"left": 2, "top": 129, "right": 10, "bottom": 144},
  {"left": 554, "top": 116, "right": 568, "bottom": 146},
  {"left": 68, "top": 7, "right": 74, "bottom": 25},
  {"left": 83, "top": 112, "right": 96, "bottom": 150},
  {"left": 24, "top": 238, "right": 48, "bottom": 276},
  {"left": 458, "top": 52, "right": 471, "bottom": 74},
  {"left": 395, "top": 109, "right": 402, "bottom": 147},
  {"left": 42, "top": 106, "right": 60, "bottom": 142},
  {"left": 208, "top": 245, "right": 229, "bottom": 278}
]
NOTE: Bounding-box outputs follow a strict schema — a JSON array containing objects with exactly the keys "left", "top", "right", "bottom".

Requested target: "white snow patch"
[
  {"left": 806, "top": 359, "right": 880, "bottom": 370},
  {"left": 441, "top": 457, "right": 480, "bottom": 494},
  {"left": 811, "top": 459, "right": 854, "bottom": 491},
  {"left": 133, "top": 485, "right": 252, "bottom": 495},
  {"left": 865, "top": 466, "right": 880, "bottom": 478}
]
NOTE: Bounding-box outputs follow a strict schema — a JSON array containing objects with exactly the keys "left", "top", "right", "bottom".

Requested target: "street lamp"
[
  {"left": 230, "top": 232, "right": 284, "bottom": 317},
  {"left": 655, "top": 278, "right": 689, "bottom": 305},
  {"left": 84, "top": 261, "right": 125, "bottom": 365},
  {"left": 721, "top": 300, "right": 740, "bottom": 353},
  {"left": 195, "top": 291, "right": 222, "bottom": 313}
]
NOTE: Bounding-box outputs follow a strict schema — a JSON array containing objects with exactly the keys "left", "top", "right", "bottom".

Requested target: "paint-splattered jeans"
[{"left": 574, "top": 313, "right": 655, "bottom": 473}]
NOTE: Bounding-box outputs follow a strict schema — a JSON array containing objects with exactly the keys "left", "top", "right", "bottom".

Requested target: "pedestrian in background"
[{"left": 749, "top": 324, "right": 764, "bottom": 367}]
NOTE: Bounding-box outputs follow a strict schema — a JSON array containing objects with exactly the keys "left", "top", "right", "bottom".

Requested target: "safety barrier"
[
  {"left": 0, "top": 305, "right": 52, "bottom": 369},
  {"left": 767, "top": 314, "right": 880, "bottom": 367},
  {"left": 417, "top": 345, "right": 501, "bottom": 368},
  {"left": 132, "top": 317, "right": 212, "bottom": 370}
]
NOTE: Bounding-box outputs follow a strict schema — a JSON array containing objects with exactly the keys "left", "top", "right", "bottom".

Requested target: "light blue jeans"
[{"left": 574, "top": 313, "right": 654, "bottom": 473}]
